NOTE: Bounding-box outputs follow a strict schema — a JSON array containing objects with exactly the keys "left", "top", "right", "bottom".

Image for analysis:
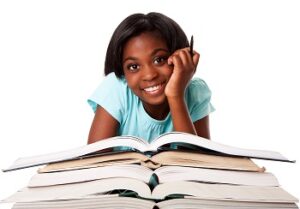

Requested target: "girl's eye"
[
  {"left": 154, "top": 56, "right": 167, "bottom": 65},
  {"left": 127, "top": 64, "right": 139, "bottom": 72}
]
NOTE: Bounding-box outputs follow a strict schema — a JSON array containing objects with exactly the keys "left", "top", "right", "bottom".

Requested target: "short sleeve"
[
  {"left": 87, "top": 73, "right": 126, "bottom": 123},
  {"left": 185, "top": 77, "right": 215, "bottom": 122}
]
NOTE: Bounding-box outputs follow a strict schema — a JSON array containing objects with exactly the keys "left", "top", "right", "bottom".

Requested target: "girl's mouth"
[{"left": 143, "top": 83, "right": 164, "bottom": 95}]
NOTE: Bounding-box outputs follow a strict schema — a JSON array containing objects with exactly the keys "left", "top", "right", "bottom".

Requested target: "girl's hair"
[{"left": 104, "top": 12, "right": 189, "bottom": 78}]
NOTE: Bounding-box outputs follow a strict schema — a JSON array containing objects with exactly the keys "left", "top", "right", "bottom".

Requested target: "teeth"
[{"left": 144, "top": 84, "right": 161, "bottom": 92}]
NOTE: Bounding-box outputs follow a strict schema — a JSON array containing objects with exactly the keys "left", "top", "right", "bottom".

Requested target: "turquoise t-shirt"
[{"left": 88, "top": 73, "right": 215, "bottom": 143}]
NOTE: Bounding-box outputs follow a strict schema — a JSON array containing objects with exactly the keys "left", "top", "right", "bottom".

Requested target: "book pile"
[{"left": 1, "top": 132, "right": 299, "bottom": 209}]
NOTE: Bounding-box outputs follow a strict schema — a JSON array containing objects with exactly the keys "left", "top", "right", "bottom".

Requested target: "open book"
[
  {"left": 3, "top": 132, "right": 293, "bottom": 172},
  {"left": 38, "top": 150, "right": 265, "bottom": 172},
  {"left": 28, "top": 164, "right": 278, "bottom": 188},
  {"left": 3, "top": 176, "right": 297, "bottom": 203},
  {"left": 11, "top": 196, "right": 299, "bottom": 209}
]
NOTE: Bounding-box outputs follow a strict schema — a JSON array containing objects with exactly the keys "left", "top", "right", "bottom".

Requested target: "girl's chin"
[{"left": 143, "top": 97, "right": 168, "bottom": 107}]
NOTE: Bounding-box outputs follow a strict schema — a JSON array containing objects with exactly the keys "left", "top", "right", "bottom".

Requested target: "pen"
[{"left": 189, "top": 35, "right": 194, "bottom": 58}]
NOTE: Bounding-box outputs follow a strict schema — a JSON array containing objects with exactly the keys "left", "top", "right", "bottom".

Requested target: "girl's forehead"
[
  {"left": 123, "top": 34, "right": 168, "bottom": 59},
  {"left": 133, "top": 31, "right": 163, "bottom": 41},
  {"left": 124, "top": 32, "right": 167, "bottom": 50}
]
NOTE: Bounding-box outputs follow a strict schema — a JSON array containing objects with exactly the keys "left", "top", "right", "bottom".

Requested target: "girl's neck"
[{"left": 142, "top": 101, "right": 170, "bottom": 120}]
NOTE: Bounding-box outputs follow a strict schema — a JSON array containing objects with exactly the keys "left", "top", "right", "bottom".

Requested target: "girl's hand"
[{"left": 165, "top": 47, "right": 200, "bottom": 98}]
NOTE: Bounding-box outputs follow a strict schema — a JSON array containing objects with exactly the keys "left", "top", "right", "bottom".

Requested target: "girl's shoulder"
[
  {"left": 88, "top": 73, "right": 130, "bottom": 113},
  {"left": 185, "top": 77, "right": 215, "bottom": 120},
  {"left": 187, "top": 77, "right": 212, "bottom": 96},
  {"left": 101, "top": 73, "right": 127, "bottom": 88}
]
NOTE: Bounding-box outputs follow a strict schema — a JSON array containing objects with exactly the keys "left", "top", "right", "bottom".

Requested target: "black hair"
[{"left": 104, "top": 12, "right": 189, "bottom": 78}]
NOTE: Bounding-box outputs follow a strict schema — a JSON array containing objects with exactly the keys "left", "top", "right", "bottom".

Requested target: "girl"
[{"left": 87, "top": 12, "right": 215, "bottom": 145}]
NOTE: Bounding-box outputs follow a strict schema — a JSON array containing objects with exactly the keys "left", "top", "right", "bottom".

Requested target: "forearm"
[
  {"left": 168, "top": 96, "right": 197, "bottom": 135},
  {"left": 88, "top": 106, "right": 119, "bottom": 144}
]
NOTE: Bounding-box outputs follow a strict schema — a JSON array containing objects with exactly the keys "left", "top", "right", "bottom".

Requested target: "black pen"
[{"left": 189, "top": 35, "right": 194, "bottom": 58}]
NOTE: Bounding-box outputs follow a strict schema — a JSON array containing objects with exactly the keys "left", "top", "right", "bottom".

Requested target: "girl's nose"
[{"left": 142, "top": 65, "right": 158, "bottom": 81}]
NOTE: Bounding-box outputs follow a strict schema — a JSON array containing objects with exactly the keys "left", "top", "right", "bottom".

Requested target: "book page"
[
  {"left": 12, "top": 196, "right": 156, "bottom": 209},
  {"left": 152, "top": 151, "right": 264, "bottom": 172},
  {"left": 157, "top": 198, "right": 298, "bottom": 209},
  {"left": 3, "top": 177, "right": 152, "bottom": 203},
  {"left": 3, "top": 137, "right": 149, "bottom": 172},
  {"left": 154, "top": 166, "right": 279, "bottom": 186},
  {"left": 38, "top": 151, "right": 149, "bottom": 173},
  {"left": 152, "top": 181, "right": 298, "bottom": 202},
  {"left": 150, "top": 132, "right": 291, "bottom": 161},
  {"left": 39, "top": 159, "right": 142, "bottom": 172},
  {"left": 29, "top": 164, "right": 154, "bottom": 187}
]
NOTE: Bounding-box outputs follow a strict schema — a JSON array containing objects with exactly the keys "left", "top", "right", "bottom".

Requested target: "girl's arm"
[
  {"left": 194, "top": 115, "right": 211, "bottom": 139},
  {"left": 88, "top": 106, "right": 119, "bottom": 144},
  {"left": 166, "top": 48, "right": 211, "bottom": 139},
  {"left": 168, "top": 96, "right": 211, "bottom": 139}
]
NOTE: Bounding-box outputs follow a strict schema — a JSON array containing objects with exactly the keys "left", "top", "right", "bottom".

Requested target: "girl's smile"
[
  {"left": 143, "top": 82, "right": 165, "bottom": 95},
  {"left": 122, "top": 31, "right": 173, "bottom": 119}
]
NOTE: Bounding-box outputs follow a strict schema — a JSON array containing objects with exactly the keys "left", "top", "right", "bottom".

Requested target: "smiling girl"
[{"left": 87, "top": 12, "right": 215, "bottom": 144}]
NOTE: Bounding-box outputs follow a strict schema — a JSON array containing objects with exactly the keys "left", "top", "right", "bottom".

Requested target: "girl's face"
[{"left": 122, "top": 31, "right": 173, "bottom": 117}]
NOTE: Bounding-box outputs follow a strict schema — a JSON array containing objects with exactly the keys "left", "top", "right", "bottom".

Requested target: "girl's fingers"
[
  {"left": 167, "top": 56, "right": 173, "bottom": 66},
  {"left": 168, "top": 48, "right": 200, "bottom": 72},
  {"left": 171, "top": 54, "right": 184, "bottom": 71},
  {"left": 192, "top": 51, "right": 200, "bottom": 71},
  {"left": 179, "top": 49, "right": 191, "bottom": 67}
]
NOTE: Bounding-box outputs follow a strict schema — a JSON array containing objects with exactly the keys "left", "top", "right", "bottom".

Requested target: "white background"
[{"left": 0, "top": 0, "right": 299, "bottom": 208}]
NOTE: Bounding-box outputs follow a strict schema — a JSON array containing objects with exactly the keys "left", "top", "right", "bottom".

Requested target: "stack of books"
[{"left": 1, "top": 132, "right": 299, "bottom": 209}]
